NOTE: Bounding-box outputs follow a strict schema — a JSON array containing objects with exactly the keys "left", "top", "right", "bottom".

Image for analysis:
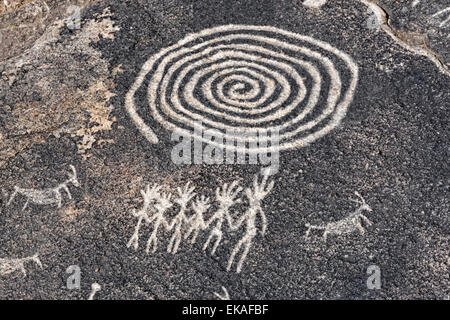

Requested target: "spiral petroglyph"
[{"left": 126, "top": 25, "right": 359, "bottom": 153}]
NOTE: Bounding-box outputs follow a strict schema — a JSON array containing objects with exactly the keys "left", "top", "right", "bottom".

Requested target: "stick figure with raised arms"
[
  {"left": 166, "top": 183, "right": 196, "bottom": 254},
  {"left": 145, "top": 191, "right": 172, "bottom": 254},
  {"left": 127, "top": 184, "right": 162, "bottom": 250},
  {"left": 203, "top": 181, "right": 242, "bottom": 255},
  {"left": 184, "top": 195, "right": 210, "bottom": 244},
  {"left": 227, "top": 172, "right": 274, "bottom": 273}
]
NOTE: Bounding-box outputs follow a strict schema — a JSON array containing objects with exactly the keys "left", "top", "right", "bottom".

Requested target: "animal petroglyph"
[
  {"left": 88, "top": 283, "right": 101, "bottom": 300},
  {"left": 214, "top": 286, "right": 230, "bottom": 300},
  {"left": 305, "top": 192, "right": 373, "bottom": 241},
  {"left": 6, "top": 165, "right": 80, "bottom": 211},
  {"left": 0, "top": 253, "right": 42, "bottom": 277},
  {"left": 127, "top": 172, "right": 274, "bottom": 273},
  {"left": 127, "top": 184, "right": 163, "bottom": 251},
  {"left": 125, "top": 25, "right": 359, "bottom": 153}
]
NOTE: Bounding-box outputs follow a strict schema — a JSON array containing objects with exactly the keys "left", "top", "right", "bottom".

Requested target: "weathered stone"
[{"left": 0, "top": 0, "right": 448, "bottom": 300}]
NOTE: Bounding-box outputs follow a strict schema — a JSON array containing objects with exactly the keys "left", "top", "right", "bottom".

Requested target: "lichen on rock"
[{"left": 0, "top": 6, "right": 120, "bottom": 167}]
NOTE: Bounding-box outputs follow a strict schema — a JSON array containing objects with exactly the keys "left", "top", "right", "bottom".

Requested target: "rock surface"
[{"left": 0, "top": 0, "right": 448, "bottom": 299}]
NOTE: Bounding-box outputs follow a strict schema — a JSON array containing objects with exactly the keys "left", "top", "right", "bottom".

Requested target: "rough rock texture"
[
  {"left": 377, "top": 0, "right": 449, "bottom": 68},
  {"left": 0, "top": 0, "right": 448, "bottom": 300}
]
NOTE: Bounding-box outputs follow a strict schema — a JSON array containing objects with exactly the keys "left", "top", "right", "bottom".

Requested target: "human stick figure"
[
  {"left": 145, "top": 192, "right": 173, "bottom": 254},
  {"left": 226, "top": 172, "right": 274, "bottom": 273},
  {"left": 184, "top": 195, "right": 210, "bottom": 244},
  {"left": 304, "top": 191, "right": 373, "bottom": 241},
  {"left": 166, "top": 183, "right": 196, "bottom": 254},
  {"left": 203, "top": 180, "right": 242, "bottom": 256},
  {"left": 127, "top": 184, "right": 162, "bottom": 250}
]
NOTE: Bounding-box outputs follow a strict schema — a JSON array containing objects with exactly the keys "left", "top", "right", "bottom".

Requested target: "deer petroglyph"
[
  {"left": 7, "top": 165, "right": 80, "bottom": 211},
  {"left": 305, "top": 192, "right": 373, "bottom": 241}
]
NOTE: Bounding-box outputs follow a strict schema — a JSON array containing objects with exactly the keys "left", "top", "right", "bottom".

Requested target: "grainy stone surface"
[{"left": 0, "top": 0, "right": 448, "bottom": 300}]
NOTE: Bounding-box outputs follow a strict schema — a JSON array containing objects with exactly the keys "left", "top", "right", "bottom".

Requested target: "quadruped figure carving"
[
  {"left": 305, "top": 192, "right": 373, "bottom": 241},
  {"left": 7, "top": 165, "right": 80, "bottom": 211},
  {"left": 0, "top": 253, "right": 42, "bottom": 277}
]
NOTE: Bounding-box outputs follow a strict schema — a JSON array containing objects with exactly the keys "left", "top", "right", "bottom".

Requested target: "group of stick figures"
[{"left": 127, "top": 172, "right": 274, "bottom": 273}]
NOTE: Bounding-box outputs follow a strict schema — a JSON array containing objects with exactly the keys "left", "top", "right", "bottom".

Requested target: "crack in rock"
[{"left": 360, "top": 0, "right": 450, "bottom": 76}]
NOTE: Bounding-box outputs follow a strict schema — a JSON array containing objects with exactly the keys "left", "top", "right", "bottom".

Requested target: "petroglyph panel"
[{"left": 127, "top": 172, "right": 274, "bottom": 273}]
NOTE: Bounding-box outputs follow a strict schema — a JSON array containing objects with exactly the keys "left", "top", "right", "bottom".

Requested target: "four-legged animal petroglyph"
[
  {"left": 0, "top": 253, "right": 42, "bottom": 277},
  {"left": 127, "top": 172, "right": 274, "bottom": 273},
  {"left": 305, "top": 192, "right": 373, "bottom": 241},
  {"left": 127, "top": 184, "right": 162, "bottom": 250},
  {"left": 7, "top": 165, "right": 80, "bottom": 211}
]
